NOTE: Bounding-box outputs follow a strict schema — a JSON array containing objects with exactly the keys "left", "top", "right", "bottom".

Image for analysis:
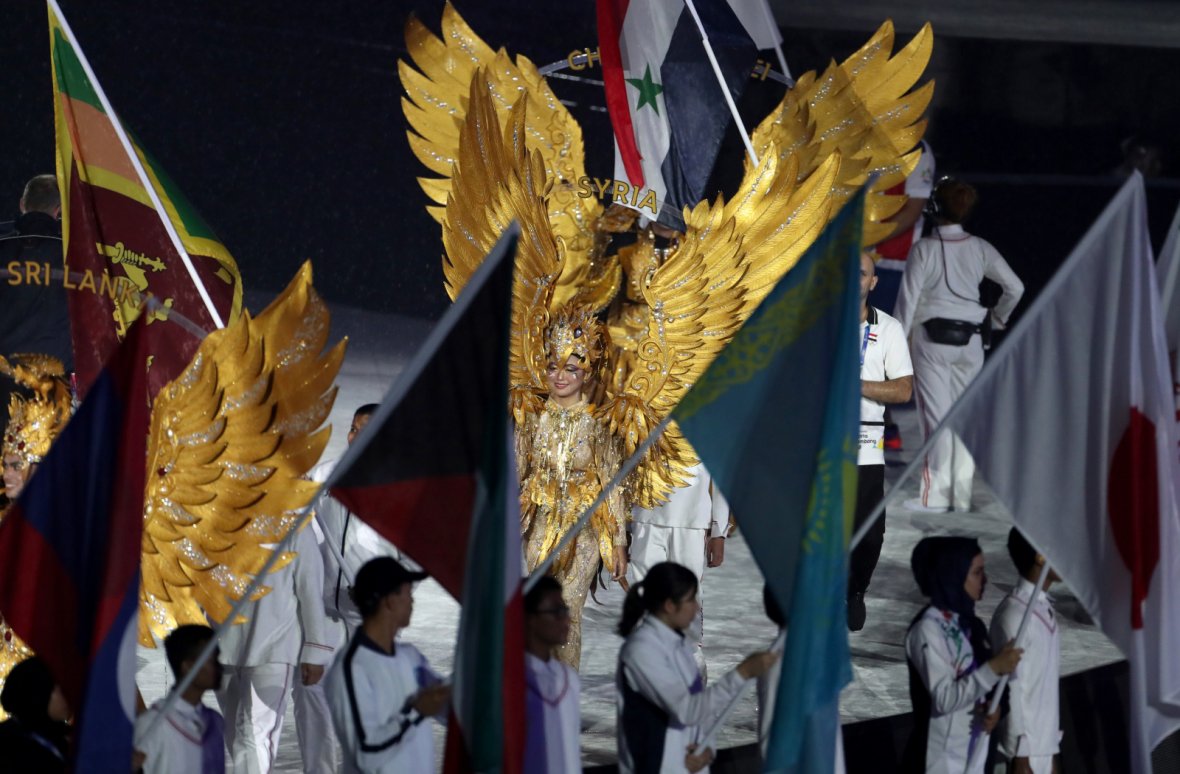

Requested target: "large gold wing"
[
  {"left": 441, "top": 70, "right": 565, "bottom": 421},
  {"left": 603, "top": 146, "right": 845, "bottom": 507},
  {"left": 139, "top": 263, "right": 345, "bottom": 645},
  {"left": 750, "top": 20, "right": 934, "bottom": 245},
  {"left": 400, "top": 1, "right": 602, "bottom": 301}
]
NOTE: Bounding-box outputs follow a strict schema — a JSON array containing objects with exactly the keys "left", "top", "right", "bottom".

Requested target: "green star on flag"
[{"left": 625, "top": 64, "right": 664, "bottom": 114}]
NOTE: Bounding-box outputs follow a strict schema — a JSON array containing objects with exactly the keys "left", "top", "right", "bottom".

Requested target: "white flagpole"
[
  {"left": 753, "top": 0, "right": 793, "bottom": 83},
  {"left": 48, "top": 0, "right": 226, "bottom": 330},
  {"left": 682, "top": 0, "right": 760, "bottom": 167},
  {"left": 963, "top": 559, "right": 1053, "bottom": 773},
  {"left": 698, "top": 628, "right": 786, "bottom": 750}
]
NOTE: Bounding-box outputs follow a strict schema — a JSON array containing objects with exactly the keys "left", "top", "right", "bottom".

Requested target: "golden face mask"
[{"left": 545, "top": 306, "right": 608, "bottom": 382}]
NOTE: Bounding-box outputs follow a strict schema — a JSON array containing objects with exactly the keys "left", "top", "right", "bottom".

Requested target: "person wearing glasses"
[{"left": 524, "top": 576, "right": 582, "bottom": 773}]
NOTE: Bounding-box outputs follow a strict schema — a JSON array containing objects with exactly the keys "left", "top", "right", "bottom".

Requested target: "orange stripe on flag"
[{"left": 61, "top": 94, "right": 138, "bottom": 182}]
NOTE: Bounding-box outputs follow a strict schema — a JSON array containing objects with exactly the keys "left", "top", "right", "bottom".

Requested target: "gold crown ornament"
[{"left": 545, "top": 306, "right": 608, "bottom": 381}]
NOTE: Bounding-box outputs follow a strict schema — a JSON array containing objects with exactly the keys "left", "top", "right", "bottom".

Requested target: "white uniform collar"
[
  {"left": 1015, "top": 577, "right": 1052, "bottom": 606},
  {"left": 642, "top": 614, "right": 687, "bottom": 644},
  {"left": 934, "top": 223, "right": 967, "bottom": 238}
]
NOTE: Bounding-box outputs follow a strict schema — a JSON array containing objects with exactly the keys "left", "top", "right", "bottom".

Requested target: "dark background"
[{"left": 3, "top": 1, "right": 1180, "bottom": 324}]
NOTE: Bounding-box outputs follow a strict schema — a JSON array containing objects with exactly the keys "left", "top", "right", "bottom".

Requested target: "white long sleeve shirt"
[
  {"left": 989, "top": 579, "right": 1061, "bottom": 769},
  {"left": 630, "top": 462, "right": 729, "bottom": 533},
  {"left": 325, "top": 633, "right": 441, "bottom": 774},
  {"left": 311, "top": 459, "right": 401, "bottom": 629},
  {"left": 894, "top": 224, "right": 1024, "bottom": 336},
  {"left": 905, "top": 607, "right": 1000, "bottom": 774},
  {"left": 217, "top": 524, "right": 334, "bottom": 668},
  {"left": 134, "top": 698, "right": 224, "bottom": 774},
  {"left": 525, "top": 653, "right": 582, "bottom": 774},
  {"left": 617, "top": 616, "right": 748, "bottom": 773}
]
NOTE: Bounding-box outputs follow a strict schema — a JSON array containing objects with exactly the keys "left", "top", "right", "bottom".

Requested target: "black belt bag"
[{"left": 922, "top": 317, "right": 981, "bottom": 346}]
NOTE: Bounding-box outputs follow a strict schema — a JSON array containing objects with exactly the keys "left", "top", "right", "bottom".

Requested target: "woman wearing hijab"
[
  {"left": 0, "top": 656, "right": 70, "bottom": 771},
  {"left": 903, "top": 536, "right": 1022, "bottom": 773}
]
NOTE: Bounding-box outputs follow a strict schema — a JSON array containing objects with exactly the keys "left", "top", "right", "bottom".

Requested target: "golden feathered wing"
[
  {"left": 400, "top": 6, "right": 933, "bottom": 506},
  {"left": 401, "top": 0, "right": 603, "bottom": 308},
  {"left": 139, "top": 263, "right": 346, "bottom": 645}
]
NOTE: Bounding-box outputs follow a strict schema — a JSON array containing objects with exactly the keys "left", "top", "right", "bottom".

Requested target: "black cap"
[{"left": 352, "top": 557, "right": 428, "bottom": 615}]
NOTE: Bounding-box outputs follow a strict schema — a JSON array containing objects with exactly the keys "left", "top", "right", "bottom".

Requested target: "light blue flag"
[{"left": 673, "top": 189, "right": 864, "bottom": 773}]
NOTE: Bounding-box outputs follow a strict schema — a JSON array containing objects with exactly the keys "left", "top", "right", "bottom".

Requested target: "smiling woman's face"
[{"left": 546, "top": 355, "right": 587, "bottom": 404}]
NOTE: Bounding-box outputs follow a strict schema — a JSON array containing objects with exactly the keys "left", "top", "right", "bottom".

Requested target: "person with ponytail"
[
  {"left": 615, "top": 562, "right": 777, "bottom": 773},
  {"left": 903, "top": 536, "right": 1023, "bottom": 773}
]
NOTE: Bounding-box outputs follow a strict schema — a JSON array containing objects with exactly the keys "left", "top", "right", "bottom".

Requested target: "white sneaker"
[{"left": 902, "top": 497, "right": 950, "bottom": 513}]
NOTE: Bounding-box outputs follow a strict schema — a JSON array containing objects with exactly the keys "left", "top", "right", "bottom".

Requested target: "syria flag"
[
  {"left": 597, "top": 0, "right": 757, "bottom": 228},
  {"left": 947, "top": 174, "right": 1180, "bottom": 774},
  {"left": 0, "top": 320, "right": 151, "bottom": 771}
]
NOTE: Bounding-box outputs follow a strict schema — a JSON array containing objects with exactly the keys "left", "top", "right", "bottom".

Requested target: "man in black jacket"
[{"left": 0, "top": 175, "right": 73, "bottom": 373}]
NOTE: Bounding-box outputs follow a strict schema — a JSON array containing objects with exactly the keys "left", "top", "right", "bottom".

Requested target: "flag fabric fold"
[
  {"left": 0, "top": 320, "right": 152, "bottom": 771},
  {"left": 946, "top": 173, "right": 1180, "bottom": 774},
  {"left": 1156, "top": 200, "right": 1180, "bottom": 415},
  {"left": 597, "top": 0, "right": 758, "bottom": 228},
  {"left": 328, "top": 228, "right": 523, "bottom": 773},
  {"left": 49, "top": 1, "right": 241, "bottom": 397},
  {"left": 673, "top": 190, "right": 865, "bottom": 772}
]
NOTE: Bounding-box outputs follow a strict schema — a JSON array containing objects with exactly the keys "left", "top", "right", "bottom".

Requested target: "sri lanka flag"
[
  {"left": 328, "top": 229, "right": 524, "bottom": 773},
  {"left": 673, "top": 190, "right": 865, "bottom": 773},
  {"left": 0, "top": 319, "right": 152, "bottom": 771},
  {"left": 597, "top": 0, "right": 758, "bottom": 228},
  {"left": 49, "top": 1, "right": 242, "bottom": 398}
]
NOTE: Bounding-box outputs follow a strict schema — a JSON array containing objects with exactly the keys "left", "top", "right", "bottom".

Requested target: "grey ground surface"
[{"left": 136, "top": 334, "right": 1123, "bottom": 771}]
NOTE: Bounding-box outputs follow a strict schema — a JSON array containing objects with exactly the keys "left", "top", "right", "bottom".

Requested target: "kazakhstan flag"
[{"left": 673, "top": 189, "right": 864, "bottom": 773}]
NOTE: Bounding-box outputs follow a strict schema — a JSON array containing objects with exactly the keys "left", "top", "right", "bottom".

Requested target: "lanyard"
[{"left": 859, "top": 321, "right": 872, "bottom": 369}]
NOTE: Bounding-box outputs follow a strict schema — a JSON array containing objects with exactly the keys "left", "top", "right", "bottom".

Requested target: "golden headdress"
[
  {"left": 1, "top": 355, "right": 71, "bottom": 464},
  {"left": 545, "top": 306, "right": 609, "bottom": 381}
]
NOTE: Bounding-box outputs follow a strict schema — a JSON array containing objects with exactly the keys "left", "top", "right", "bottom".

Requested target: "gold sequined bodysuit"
[{"left": 517, "top": 398, "right": 626, "bottom": 667}]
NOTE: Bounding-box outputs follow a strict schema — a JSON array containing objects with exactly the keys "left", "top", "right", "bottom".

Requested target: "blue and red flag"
[{"left": 0, "top": 320, "right": 152, "bottom": 770}]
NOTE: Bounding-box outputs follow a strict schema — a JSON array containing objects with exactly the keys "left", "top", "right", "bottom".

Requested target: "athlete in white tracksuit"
[
  {"left": 628, "top": 462, "right": 729, "bottom": 670},
  {"left": 894, "top": 182, "right": 1023, "bottom": 511},
  {"left": 216, "top": 525, "right": 333, "bottom": 774},
  {"left": 293, "top": 406, "right": 400, "bottom": 774}
]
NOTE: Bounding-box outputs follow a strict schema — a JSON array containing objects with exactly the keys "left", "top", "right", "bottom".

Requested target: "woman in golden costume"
[
  {"left": 399, "top": 6, "right": 934, "bottom": 670},
  {"left": 517, "top": 307, "right": 628, "bottom": 665},
  {"left": 0, "top": 356, "right": 71, "bottom": 718}
]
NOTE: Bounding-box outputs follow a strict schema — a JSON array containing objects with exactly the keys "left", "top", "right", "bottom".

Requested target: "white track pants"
[
  {"left": 627, "top": 524, "right": 708, "bottom": 649},
  {"left": 217, "top": 663, "right": 294, "bottom": 774},
  {"left": 912, "top": 328, "right": 984, "bottom": 511},
  {"left": 292, "top": 620, "right": 346, "bottom": 773}
]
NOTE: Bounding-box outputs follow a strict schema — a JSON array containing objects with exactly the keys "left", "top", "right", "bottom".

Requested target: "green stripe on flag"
[
  {"left": 52, "top": 27, "right": 103, "bottom": 111},
  {"left": 136, "top": 143, "right": 221, "bottom": 242}
]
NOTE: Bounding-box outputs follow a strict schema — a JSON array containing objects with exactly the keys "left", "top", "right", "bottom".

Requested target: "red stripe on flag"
[
  {"left": 0, "top": 513, "right": 84, "bottom": 699},
  {"left": 332, "top": 474, "right": 476, "bottom": 599},
  {"left": 596, "top": 0, "right": 644, "bottom": 187}
]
